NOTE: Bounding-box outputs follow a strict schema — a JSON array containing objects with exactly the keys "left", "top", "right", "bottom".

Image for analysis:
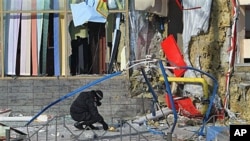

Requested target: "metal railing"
[{"left": 7, "top": 115, "right": 167, "bottom": 141}]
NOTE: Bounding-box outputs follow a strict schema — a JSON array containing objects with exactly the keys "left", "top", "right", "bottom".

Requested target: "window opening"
[
  {"left": 2, "top": 0, "right": 109, "bottom": 77},
  {"left": 245, "top": 6, "right": 250, "bottom": 39}
]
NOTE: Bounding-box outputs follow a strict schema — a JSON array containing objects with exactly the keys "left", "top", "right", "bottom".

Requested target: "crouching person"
[{"left": 70, "top": 90, "right": 109, "bottom": 130}]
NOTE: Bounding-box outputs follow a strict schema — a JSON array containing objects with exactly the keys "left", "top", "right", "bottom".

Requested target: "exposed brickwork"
[{"left": 0, "top": 76, "right": 151, "bottom": 122}]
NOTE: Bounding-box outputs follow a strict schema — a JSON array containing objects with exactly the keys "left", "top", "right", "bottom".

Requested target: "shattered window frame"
[{"left": 0, "top": 0, "right": 130, "bottom": 78}]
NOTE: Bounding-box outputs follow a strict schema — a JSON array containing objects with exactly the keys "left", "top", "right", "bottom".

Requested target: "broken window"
[
  {"left": 0, "top": 0, "right": 128, "bottom": 77},
  {"left": 238, "top": 4, "right": 250, "bottom": 64},
  {"left": 245, "top": 6, "right": 250, "bottom": 39}
]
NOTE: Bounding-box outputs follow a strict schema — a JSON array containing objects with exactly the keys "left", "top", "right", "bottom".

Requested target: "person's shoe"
[
  {"left": 89, "top": 124, "right": 99, "bottom": 130},
  {"left": 84, "top": 124, "right": 99, "bottom": 130},
  {"left": 74, "top": 122, "right": 84, "bottom": 130}
]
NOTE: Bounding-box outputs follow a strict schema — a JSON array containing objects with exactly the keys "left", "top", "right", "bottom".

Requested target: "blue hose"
[
  {"left": 140, "top": 68, "right": 158, "bottom": 116},
  {"left": 148, "top": 128, "right": 165, "bottom": 135},
  {"left": 140, "top": 68, "right": 158, "bottom": 102},
  {"left": 25, "top": 71, "right": 122, "bottom": 126},
  {"left": 159, "top": 60, "right": 178, "bottom": 134}
]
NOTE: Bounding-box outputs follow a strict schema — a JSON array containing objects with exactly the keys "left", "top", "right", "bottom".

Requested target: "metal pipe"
[
  {"left": 159, "top": 60, "right": 177, "bottom": 134},
  {"left": 5, "top": 129, "right": 10, "bottom": 141},
  {"left": 159, "top": 77, "right": 209, "bottom": 98},
  {"left": 166, "top": 132, "right": 172, "bottom": 141},
  {"left": 0, "top": 0, "right": 4, "bottom": 78},
  {"left": 140, "top": 67, "right": 158, "bottom": 102},
  {"left": 159, "top": 76, "right": 209, "bottom": 114}
]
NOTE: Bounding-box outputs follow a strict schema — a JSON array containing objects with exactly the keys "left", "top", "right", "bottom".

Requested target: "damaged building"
[{"left": 0, "top": 0, "right": 249, "bottom": 140}]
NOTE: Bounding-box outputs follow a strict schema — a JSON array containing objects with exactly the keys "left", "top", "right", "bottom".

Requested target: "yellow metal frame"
[{"left": 159, "top": 76, "right": 209, "bottom": 114}]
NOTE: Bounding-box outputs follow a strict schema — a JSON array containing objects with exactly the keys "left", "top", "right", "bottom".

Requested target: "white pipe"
[
  {"left": 132, "top": 108, "right": 173, "bottom": 124},
  {"left": 0, "top": 115, "right": 49, "bottom": 122},
  {"left": 0, "top": 116, "right": 33, "bottom": 122}
]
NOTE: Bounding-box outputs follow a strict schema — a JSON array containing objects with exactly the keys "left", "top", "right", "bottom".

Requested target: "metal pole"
[
  {"left": 55, "top": 116, "right": 58, "bottom": 141},
  {"left": 120, "top": 117, "right": 122, "bottom": 141},
  {"left": 46, "top": 124, "right": 48, "bottom": 141},
  {"left": 167, "top": 132, "right": 172, "bottom": 141},
  {"left": 5, "top": 129, "right": 10, "bottom": 141}
]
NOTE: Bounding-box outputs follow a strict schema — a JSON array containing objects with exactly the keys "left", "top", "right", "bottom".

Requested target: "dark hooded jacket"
[{"left": 70, "top": 91, "right": 104, "bottom": 125}]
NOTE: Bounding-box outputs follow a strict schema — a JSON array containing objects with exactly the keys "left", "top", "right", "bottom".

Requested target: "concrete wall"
[{"left": 0, "top": 75, "right": 151, "bottom": 123}]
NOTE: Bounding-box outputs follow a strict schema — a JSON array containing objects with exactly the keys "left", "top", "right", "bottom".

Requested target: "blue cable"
[
  {"left": 26, "top": 71, "right": 122, "bottom": 126},
  {"left": 140, "top": 67, "right": 159, "bottom": 116},
  {"left": 148, "top": 128, "right": 165, "bottom": 135},
  {"left": 144, "top": 121, "right": 165, "bottom": 136},
  {"left": 140, "top": 67, "right": 158, "bottom": 102},
  {"left": 159, "top": 60, "right": 178, "bottom": 134}
]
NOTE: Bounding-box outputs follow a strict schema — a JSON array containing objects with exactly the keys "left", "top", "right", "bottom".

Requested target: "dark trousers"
[
  {"left": 70, "top": 37, "right": 92, "bottom": 75},
  {"left": 70, "top": 111, "right": 92, "bottom": 122}
]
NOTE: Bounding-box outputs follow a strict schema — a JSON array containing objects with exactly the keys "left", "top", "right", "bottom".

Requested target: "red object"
[
  {"left": 175, "top": 0, "right": 183, "bottom": 10},
  {"left": 216, "top": 109, "right": 225, "bottom": 120},
  {"left": 161, "top": 34, "right": 187, "bottom": 77},
  {"left": 165, "top": 95, "right": 178, "bottom": 109},
  {"left": 175, "top": 0, "right": 201, "bottom": 10},
  {"left": 165, "top": 94, "right": 202, "bottom": 118}
]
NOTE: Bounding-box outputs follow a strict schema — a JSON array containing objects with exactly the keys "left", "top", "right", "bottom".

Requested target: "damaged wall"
[
  {"left": 129, "top": 0, "right": 250, "bottom": 122},
  {"left": 189, "top": 0, "right": 250, "bottom": 121},
  {"left": 0, "top": 77, "right": 152, "bottom": 122},
  {"left": 189, "top": 0, "right": 231, "bottom": 97},
  {"left": 174, "top": 0, "right": 250, "bottom": 121}
]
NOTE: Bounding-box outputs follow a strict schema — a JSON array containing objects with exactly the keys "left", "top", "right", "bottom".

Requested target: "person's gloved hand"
[{"left": 102, "top": 121, "right": 108, "bottom": 130}]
